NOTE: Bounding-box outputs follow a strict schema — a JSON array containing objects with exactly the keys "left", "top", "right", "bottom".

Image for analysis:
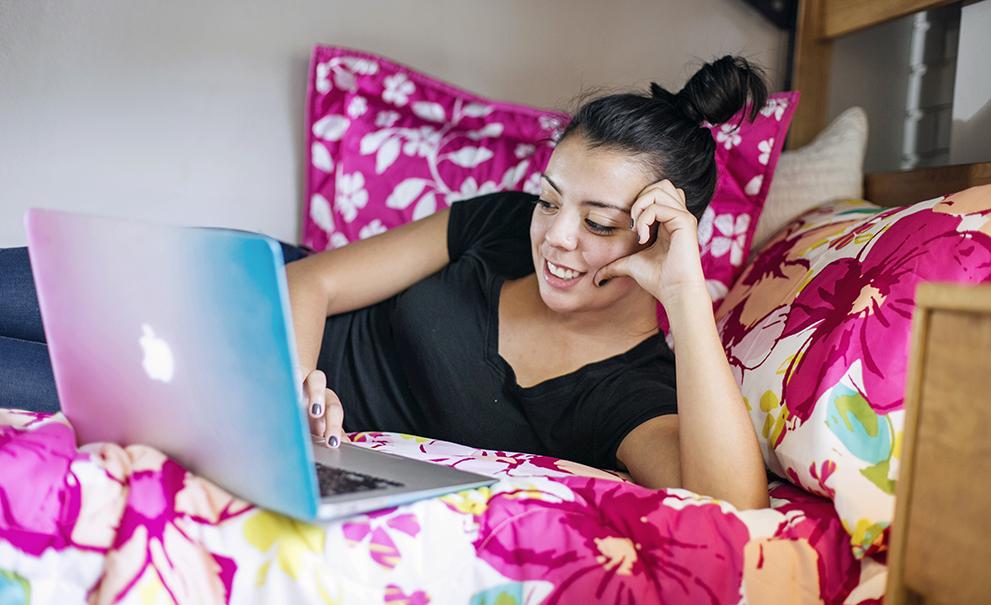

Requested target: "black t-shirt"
[{"left": 316, "top": 190, "right": 678, "bottom": 469}]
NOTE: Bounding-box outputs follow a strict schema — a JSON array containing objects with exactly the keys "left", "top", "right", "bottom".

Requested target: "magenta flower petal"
[{"left": 476, "top": 477, "right": 750, "bottom": 604}]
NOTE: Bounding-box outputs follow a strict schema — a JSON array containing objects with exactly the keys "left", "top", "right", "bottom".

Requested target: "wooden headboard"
[{"left": 789, "top": 0, "right": 991, "bottom": 207}]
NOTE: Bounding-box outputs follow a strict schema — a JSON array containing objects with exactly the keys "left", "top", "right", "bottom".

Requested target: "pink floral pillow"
[
  {"left": 303, "top": 45, "right": 797, "bottom": 332},
  {"left": 715, "top": 185, "right": 991, "bottom": 558},
  {"left": 303, "top": 45, "right": 564, "bottom": 250}
]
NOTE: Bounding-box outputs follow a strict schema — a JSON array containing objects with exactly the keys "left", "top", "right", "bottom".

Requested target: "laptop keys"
[{"left": 314, "top": 462, "right": 404, "bottom": 497}]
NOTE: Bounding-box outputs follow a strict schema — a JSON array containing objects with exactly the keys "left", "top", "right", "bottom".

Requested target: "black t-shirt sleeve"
[
  {"left": 447, "top": 190, "right": 537, "bottom": 278},
  {"left": 591, "top": 372, "right": 679, "bottom": 469}
]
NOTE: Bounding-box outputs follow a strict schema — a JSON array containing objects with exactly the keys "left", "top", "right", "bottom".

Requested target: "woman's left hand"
[{"left": 593, "top": 179, "right": 707, "bottom": 304}]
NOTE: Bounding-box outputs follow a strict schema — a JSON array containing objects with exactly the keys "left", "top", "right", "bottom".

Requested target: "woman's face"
[{"left": 531, "top": 134, "right": 654, "bottom": 315}]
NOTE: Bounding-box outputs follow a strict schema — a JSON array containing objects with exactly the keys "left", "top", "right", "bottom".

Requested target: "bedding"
[
  {"left": 716, "top": 184, "right": 991, "bottom": 558},
  {"left": 0, "top": 409, "right": 885, "bottom": 604},
  {"left": 302, "top": 45, "right": 798, "bottom": 336}
]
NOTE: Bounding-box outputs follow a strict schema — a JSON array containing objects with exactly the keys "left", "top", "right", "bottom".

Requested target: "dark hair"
[{"left": 557, "top": 56, "right": 768, "bottom": 221}]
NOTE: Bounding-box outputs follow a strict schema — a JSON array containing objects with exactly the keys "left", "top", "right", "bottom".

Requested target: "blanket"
[{"left": 0, "top": 409, "right": 886, "bottom": 604}]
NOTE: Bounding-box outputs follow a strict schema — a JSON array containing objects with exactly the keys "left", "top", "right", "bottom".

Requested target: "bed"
[{"left": 2, "top": 1, "right": 990, "bottom": 603}]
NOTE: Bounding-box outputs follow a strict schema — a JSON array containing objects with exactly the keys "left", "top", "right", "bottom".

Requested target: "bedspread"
[{"left": 0, "top": 409, "right": 886, "bottom": 604}]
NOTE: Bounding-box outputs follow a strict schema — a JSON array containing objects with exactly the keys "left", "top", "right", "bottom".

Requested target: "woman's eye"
[
  {"left": 536, "top": 199, "right": 557, "bottom": 211},
  {"left": 585, "top": 220, "right": 615, "bottom": 235}
]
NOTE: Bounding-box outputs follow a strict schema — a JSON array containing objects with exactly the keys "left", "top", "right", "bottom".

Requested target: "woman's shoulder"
[
  {"left": 447, "top": 190, "right": 537, "bottom": 244},
  {"left": 447, "top": 190, "right": 537, "bottom": 279}
]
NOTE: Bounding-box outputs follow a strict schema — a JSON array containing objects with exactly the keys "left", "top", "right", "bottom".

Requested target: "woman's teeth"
[{"left": 547, "top": 260, "right": 583, "bottom": 280}]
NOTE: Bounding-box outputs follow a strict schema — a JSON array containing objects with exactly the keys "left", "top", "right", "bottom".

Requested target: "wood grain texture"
[
  {"left": 884, "top": 283, "right": 991, "bottom": 605},
  {"left": 789, "top": 0, "right": 832, "bottom": 148},
  {"left": 864, "top": 162, "right": 991, "bottom": 207},
  {"left": 822, "top": 0, "right": 958, "bottom": 39}
]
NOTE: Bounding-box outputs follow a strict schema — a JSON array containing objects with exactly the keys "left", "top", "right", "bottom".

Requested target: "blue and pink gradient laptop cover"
[{"left": 24, "top": 208, "right": 321, "bottom": 519}]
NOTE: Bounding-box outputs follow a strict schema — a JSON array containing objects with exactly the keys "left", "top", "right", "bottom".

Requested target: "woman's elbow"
[{"left": 728, "top": 489, "right": 770, "bottom": 511}]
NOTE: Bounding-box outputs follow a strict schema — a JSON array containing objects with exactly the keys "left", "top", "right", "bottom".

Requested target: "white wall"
[
  {"left": 826, "top": 14, "right": 915, "bottom": 172},
  {"left": 950, "top": 0, "right": 991, "bottom": 165},
  {"left": 0, "top": 0, "right": 787, "bottom": 247}
]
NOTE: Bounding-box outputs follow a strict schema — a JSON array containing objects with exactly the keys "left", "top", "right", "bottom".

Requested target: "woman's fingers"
[
  {"left": 630, "top": 180, "right": 681, "bottom": 218},
  {"left": 630, "top": 181, "right": 698, "bottom": 244},
  {"left": 303, "top": 369, "right": 327, "bottom": 435},
  {"left": 630, "top": 182, "right": 689, "bottom": 241},
  {"left": 301, "top": 369, "right": 347, "bottom": 447},
  {"left": 304, "top": 369, "right": 326, "bottom": 415},
  {"left": 636, "top": 203, "right": 683, "bottom": 244},
  {"left": 320, "top": 388, "right": 346, "bottom": 448},
  {"left": 594, "top": 254, "right": 632, "bottom": 287}
]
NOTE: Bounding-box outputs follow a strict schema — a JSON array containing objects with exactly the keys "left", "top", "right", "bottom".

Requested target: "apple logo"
[{"left": 140, "top": 323, "right": 174, "bottom": 383}]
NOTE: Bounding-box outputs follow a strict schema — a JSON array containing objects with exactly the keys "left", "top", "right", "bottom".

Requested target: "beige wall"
[
  {"left": 0, "top": 0, "right": 787, "bottom": 247},
  {"left": 826, "top": 14, "right": 915, "bottom": 173},
  {"left": 951, "top": 0, "right": 991, "bottom": 165}
]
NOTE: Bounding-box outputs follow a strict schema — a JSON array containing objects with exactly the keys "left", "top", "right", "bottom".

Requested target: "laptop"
[{"left": 24, "top": 208, "right": 496, "bottom": 522}]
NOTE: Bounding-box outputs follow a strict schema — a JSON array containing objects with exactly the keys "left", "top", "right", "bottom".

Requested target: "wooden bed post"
[
  {"left": 789, "top": 0, "right": 831, "bottom": 149},
  {"left": 885, "top": 283, "right": 991, "bottom": 604}
]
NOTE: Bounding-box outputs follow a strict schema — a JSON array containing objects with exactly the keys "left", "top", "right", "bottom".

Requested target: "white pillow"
[{"left": 750, "top": 106, "right": 868, "bottom": 251}]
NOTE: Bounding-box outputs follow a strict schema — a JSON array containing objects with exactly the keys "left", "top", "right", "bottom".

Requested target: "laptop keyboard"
[{"left": 314, "top": 462, "right": 404, "bottom": 497}]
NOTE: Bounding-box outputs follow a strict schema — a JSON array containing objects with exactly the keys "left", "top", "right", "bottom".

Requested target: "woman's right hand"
[{"left": 300, "top": 368, "right": 347, "bottom": 448}]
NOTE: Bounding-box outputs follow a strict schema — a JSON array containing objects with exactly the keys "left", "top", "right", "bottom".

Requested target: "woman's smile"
[{"left": 543, "top": 258, "right": 587, "bottom": 288}]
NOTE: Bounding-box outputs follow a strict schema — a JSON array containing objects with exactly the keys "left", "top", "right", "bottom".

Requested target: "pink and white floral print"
[
  {"left": 304, "top": 45, "right": 562, "bottom": 258},
  {"left": 303, "top": 45, "right": 798, "bottom": 337},
  {"left": 0, "top": 412, "right": 885, "bottom": 604},
  {"left": 716, "top": 185, "right": 991, "bottom": 559},
  {"left": 341, "top": 506, "right": 420, "bottom": 570}
]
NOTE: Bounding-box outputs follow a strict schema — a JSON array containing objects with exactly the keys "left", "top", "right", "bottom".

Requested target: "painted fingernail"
[
  {"left": 598, "top": 279, "right": 611, "bottom": 287},
  {"left": 328, "top": 435, "right": 339, "bottom": 448},
  {"left": 311, "top": 402, "right": 322, "bottom": 416},
  {"left": 629, "top": 217, "right": 635, "bottom": 230}
]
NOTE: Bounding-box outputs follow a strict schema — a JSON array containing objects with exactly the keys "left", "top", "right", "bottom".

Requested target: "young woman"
[
  {"left": 0, "top": 56, "right": 770, "bottom": 510},
  {"left": 287, "top": 56, "right": 770, "bottom": 510}
]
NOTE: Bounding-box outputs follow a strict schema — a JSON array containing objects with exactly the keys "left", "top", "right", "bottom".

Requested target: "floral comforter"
[{"left": 0, "top": 410, "right": 886, "bottom": 604}]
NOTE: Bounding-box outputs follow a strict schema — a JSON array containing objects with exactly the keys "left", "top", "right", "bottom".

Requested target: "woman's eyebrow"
[{"left": 539, "top": 173, "right": 631, "bottom": 214}]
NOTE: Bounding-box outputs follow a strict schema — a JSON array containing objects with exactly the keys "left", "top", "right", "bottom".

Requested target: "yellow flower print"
[
  {"left": 243, "top": 510, "right": 326, "bottom": 584},
  {"left": 441, "top": 486, "right": 493, "bottom": 517}
]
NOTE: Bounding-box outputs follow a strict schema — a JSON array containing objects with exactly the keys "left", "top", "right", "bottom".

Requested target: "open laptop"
[{"left": 24, "top": 208, "right": 496, "bottom": 522}]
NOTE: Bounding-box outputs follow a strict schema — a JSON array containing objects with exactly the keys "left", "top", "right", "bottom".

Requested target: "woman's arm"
[
  {"left": 599, "top": 179, "right": 768, "bottom": 510},
  {"left": 286, "top": 208, "right": 452, "bottom": 373},
  {"left": 664, "top": 284, "right": 768, "bottom": 509},
  {"left": 616, "top": 285, "right": 768, "bottom": 510},
  {"left": 286, "top": 210, "right": 452, "bottom": 445}
]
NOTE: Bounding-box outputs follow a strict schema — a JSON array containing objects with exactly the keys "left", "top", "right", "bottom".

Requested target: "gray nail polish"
[
  {"left": 629, "top": 217, "right": 635, "bottom": 230},
  {"left": 311, "top": 402, "right": 322, "bottom": 416},
  {"left": 328, "top": 435, "right": 339, "bottom": 448}
]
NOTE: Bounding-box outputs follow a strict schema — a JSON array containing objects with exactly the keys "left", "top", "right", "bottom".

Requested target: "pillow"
[
  {"left": 303, "top": 46, "right": 565, "bottom": 251},
  {"left": 302, "top": 45, "right": 798, "bottom": 335},
  {"left": 688, "top": 91, "right": 798, "bottom": 334},
  {"left": 715, "top": 184, "right": 991, "bottom": 558},
  {"left": 749, "top": 107, "right": 868, "bottom": 252}
]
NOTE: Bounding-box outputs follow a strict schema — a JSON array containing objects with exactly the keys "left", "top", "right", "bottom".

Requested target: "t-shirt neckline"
[{"left": 485, "top": 273, "right": 661, "bottom": 397}]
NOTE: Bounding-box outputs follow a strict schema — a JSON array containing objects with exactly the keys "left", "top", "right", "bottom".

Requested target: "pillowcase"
[
  {"left": 687, "top": 91, "right": 798, "bottom": 334},
  {"left": 715, "top": 184, "right": 991, "bottom": 558},
  {"left": 302, "top": 45, "right": 798, "bottom": 336},
  {"left": 303, "top": 46, "right": 564, "bottom": 251},
  {"left": 750, "top": 106, "right": 868, "bottom": 252}
]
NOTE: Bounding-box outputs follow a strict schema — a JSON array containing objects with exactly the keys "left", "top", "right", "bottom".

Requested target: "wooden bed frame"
[
  {"left": 789, "top": 2, "right": 991, "bottom": 603},
  {"left": 790, "top": 0, "right": 991, "bottom": 207}
]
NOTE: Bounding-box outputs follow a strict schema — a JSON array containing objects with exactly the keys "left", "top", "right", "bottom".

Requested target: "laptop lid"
[{"left": 25, "top": 208, "right": 320, "bottom": 520}]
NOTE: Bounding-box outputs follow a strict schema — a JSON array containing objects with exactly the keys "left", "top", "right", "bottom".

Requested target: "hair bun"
[
  {"left": 650, "top": 81, "right": 699, "bottom": 125},
  {"left": 649, "top": 81, "right": 674, "bottom": 101},
  {"left": 678, "top": 55, "right": 768, "bottom": 126}
]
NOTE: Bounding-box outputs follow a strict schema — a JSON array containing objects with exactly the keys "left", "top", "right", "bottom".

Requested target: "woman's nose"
[{"left": 545, "top": 215, "right": 579, "bottom": 250}]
